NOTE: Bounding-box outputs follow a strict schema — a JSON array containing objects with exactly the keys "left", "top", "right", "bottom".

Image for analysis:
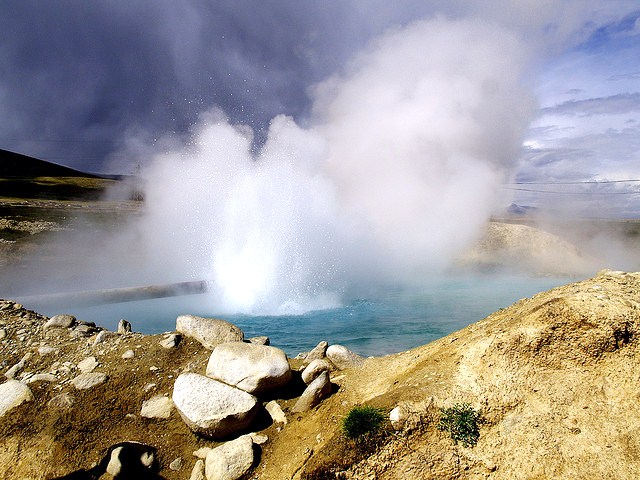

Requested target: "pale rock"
[
  {"left": 206, "top": 342, "right": 291, "bottom": 394},
  {"left": 38, "top": 346, "right": 57, "bottom": 356},
  {"left": 5, "top": 353, "right": 31, "bottom": 379},
  {"left": 249, "top": 433, "right": 268, "bottom": 445},
  {"left": 44, "top": 314, "right": 76, "bottom": 329},
  {"left": 26, "top": 373, "right": 57, "bottom": 384},
  {"left": 77, "top": 356, "right": 99, "bottom": 373},
  {"left": 205, "top": 434, "right": 254, "bottom": 480},
  {"left": 190, "top": 459, "right": 205, "bottom": 480},
  {"left": 248, "top": 336, "right": 270, "bottom": 345},
  {"left": 159, "top": 333, "right": 182, "bottom": 349},
  {"left": 172, "top": 373, "right": 259, "bottom": 439},
  {"left": 265, "top": 400, "right": 287, "bottom": 425},
  {"left": 301, "top": 359, "right": 334, "bottom": 384},
  {"left": 193, "top": 447, "right": 212, "bottom": 459},
  {"left": 48, "top": 392, "right": 75, "bottom": 409},
  {"left": 122, "top": 350, "right": 135, "bottom": 359},
  {"left": 0, "top": 329, "right": 6, "bottom": 340},
  {"left": 71, "top": 324, "right": 95, "bottom": 338},
  {"left": 71, "top": 372, "right": 108, "bottom": 390},
  {"left": 302, "top": 341, "right": 328, "bottom": 366},
  {"left": 141, "top": 395, "right": 174, "bottom": 419},
  {"left": 93, "top": 330, "right": 119, "bottom": 345},
  {"left": 292, "top": 371, "right": 332, "bottom": 413},
  {"left": 389, "top": 405, "right": 407, "bottom": 429},
  {"left": 176, "top": 315, "right": 244, "bottom": 350},
  {"left": 117, "top": 319, "right": 132, "bottom": 334},
  {"left": 0, "top": 380, "right": 33, "bottom": 417},
  {"left": 169, "top": 457, "right": 183, "bottom": 471},
  {"left": 326, "top": 344, "right": 364, "bottom": 370}
]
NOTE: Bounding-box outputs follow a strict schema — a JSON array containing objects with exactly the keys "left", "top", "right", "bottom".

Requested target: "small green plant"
[
  {"left": 437, "top": 403, "right": 482, "bottom": 447},
  {"left": 341, "top": 405, "right": 386, "bottom": 440}
]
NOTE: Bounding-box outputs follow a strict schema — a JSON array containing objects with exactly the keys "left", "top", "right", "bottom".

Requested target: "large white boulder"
[
  {"left": 0, "top": 380, "right": 33, "bottom": 417},
  {"left": 206, "top": 342, "right": 291, "bottom": 394},
  {"left": 326, "top": 344, "right": 364, "bottom": 370},
  {"left": 172, "top": 373, "right": 259, "bottom": 439},
  {"left": 205, "top": 434, "right": 254, "bottom": 480},
  {"left": 176, "top": 315, "right": 244, "bottom": 350}
]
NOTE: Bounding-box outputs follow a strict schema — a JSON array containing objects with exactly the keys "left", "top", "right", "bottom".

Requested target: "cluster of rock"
[
  {"left": 169, "top": 314, "right": 364, "bottom": 479},
  {"left": 0, "top": 305, "right": 365, "bottom": 480},
  {"left": 172, "top": 315, "right": 364, "bottom": 432}
]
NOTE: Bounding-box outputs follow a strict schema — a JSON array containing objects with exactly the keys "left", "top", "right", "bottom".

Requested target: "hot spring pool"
[{"left": 27, "top": 274, "right": 570, "bottom": 357}]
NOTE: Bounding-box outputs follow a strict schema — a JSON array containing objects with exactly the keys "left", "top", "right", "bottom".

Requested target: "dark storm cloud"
[{"left": 0, "top": 1, "right": 420, "bottom": 172}]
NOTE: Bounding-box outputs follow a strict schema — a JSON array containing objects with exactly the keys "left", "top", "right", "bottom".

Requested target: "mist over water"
[
  {"left": 105, "top": 18, "right": 533, "bottom": 314},
  {"left": 8, "top": 18, "right": 538, "bottom": 318}
]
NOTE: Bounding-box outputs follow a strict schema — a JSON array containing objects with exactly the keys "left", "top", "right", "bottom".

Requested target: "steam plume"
[
  {"left": 6, "top": 18, "right": 536, "bottom": 314},
  {"left": 123, "top": 18, "right": 533, "bottom": 312}
]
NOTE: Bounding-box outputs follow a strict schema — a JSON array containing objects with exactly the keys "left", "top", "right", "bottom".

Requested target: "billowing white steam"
[
  {"left": 126, "top": 18, "right": 533, "bottom": 313},
  {"left": 26, "top": 18, "right": 532, "bottom": 314}
]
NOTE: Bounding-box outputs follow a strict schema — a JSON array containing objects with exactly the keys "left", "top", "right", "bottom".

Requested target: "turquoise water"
[{"left": 29, "top": 274, "right": 568, "bottom": 357}]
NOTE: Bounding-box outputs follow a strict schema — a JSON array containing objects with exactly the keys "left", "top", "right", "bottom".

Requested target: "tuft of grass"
[
  {"left": 437, "top": 403, "right": 482, "bottom": 448},
  {"left": 341, "top": 405, "right": 387, "bottom": 440}
]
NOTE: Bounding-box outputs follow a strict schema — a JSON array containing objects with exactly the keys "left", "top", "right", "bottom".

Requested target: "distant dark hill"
[
  {"left": 0, "top": 149, "right": 100, "bottom": 179},
  {"left": 0, "top": 149, "right": 118, "bottom": 201}
]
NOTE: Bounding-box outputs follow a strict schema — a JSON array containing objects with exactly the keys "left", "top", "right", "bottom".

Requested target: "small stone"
[
  {"left": 38, "top": 346, "right": 56, "bottom": 356},
  {"left": 190, "top": 459, "right": 205, "bottom": 480},
  {"left": 265, "top": 400, "right": 287, "bottom": 425},
  {"left": 122, "top": 350, "right": 135, "bottom": 359},
  {"left": 44, "top": 314, "right": 76, "bottom": 329},
  {"left": 77, "top": 356, "right": 99, "bottom": 373},
  {"left": 0, "top": 380, "right": 33, "bottom": 417},
  {"left": 70, "top": 324, "right": 94, "bottom": 338},
  {"left": 5, "top": 353, "right": 31, "bottom": 379},
  {"left": 301, "top": 359, "right": 334, "bottom": 384},
  {"left": 93, "top": 330, "right": 118, "bottom": 345},
  {"left": 205, "top": 434, "right": 254, "bottom": 480},
  {"left": 118, "top": 319, "right": 132, "bottom": 334},
  {"left": 169, "top": 457, "right": 183, "bottom": 471},
  {"left": 26, "top": 373, "right": 57, "bottom": 384},
  {"left": 71, "top": 372, "right": 108, "bottom": 390},
  {"left": 48, "top": 392, "right": 75, "bottom": 409},
  {"left": 150, "top": 366, "right": 160, "bottom": 372},
  {"left": 326, "top": 344, "right": 364, "bottom": 370},
  {"left": 389, "top": 406, "right": 406, "bottom": 429},
  {"left": 140, "top": 395, "right": 174, "bottom": 419},
  {"left": 303, "top": 341, "right": 328, "bottom": 366},
  {"left": 193, "top": 447, "right": 212, "bottom": 459},
  {"left": 0, "top": 329, "right": 6, "bottom": 340},
  {"left": 292, "top": 371, "right": 332, "bottom": 413},
  {"left": 159, "top": 334, "right": 182, "bottom": 349},
  {"left": 248, "top": 336, "right": 270, "bottom": 345},
  {"left": 250, "top": 433, "right": 268, "bottom": 445}
]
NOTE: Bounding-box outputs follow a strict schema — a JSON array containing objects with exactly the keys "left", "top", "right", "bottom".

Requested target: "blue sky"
[
  {"left": 515, "top": 9, "right": 640, "bottom": 216},
  {"left": 0, "top": 1, "right": 638, "bottom": 217}
]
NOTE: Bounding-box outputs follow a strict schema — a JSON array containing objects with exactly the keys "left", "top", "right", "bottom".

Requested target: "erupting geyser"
[{"left": 13, "top": 18, "right": 536, "bottom": 316}]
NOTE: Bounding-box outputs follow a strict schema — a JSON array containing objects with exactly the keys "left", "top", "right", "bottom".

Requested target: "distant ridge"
[{"left": 0, "top": 148, "right": 100, "bottom": 178}]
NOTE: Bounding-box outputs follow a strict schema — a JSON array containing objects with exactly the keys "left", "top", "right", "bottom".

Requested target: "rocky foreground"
[{"left": 1, "top": 269, "right": 640, "bottom": 479}]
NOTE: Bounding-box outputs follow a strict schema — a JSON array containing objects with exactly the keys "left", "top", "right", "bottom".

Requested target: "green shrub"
[
  {"left": 437, "top": 403, "right": 482, "bottom": 447},
  {"left": 341, "top": 405, "right": 386, "bottom": 440}
]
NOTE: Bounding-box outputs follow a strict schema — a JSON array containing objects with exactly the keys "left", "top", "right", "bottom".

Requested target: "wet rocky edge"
[{"left": 0, "top": 303, "right": 363, "bottom": 479}]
